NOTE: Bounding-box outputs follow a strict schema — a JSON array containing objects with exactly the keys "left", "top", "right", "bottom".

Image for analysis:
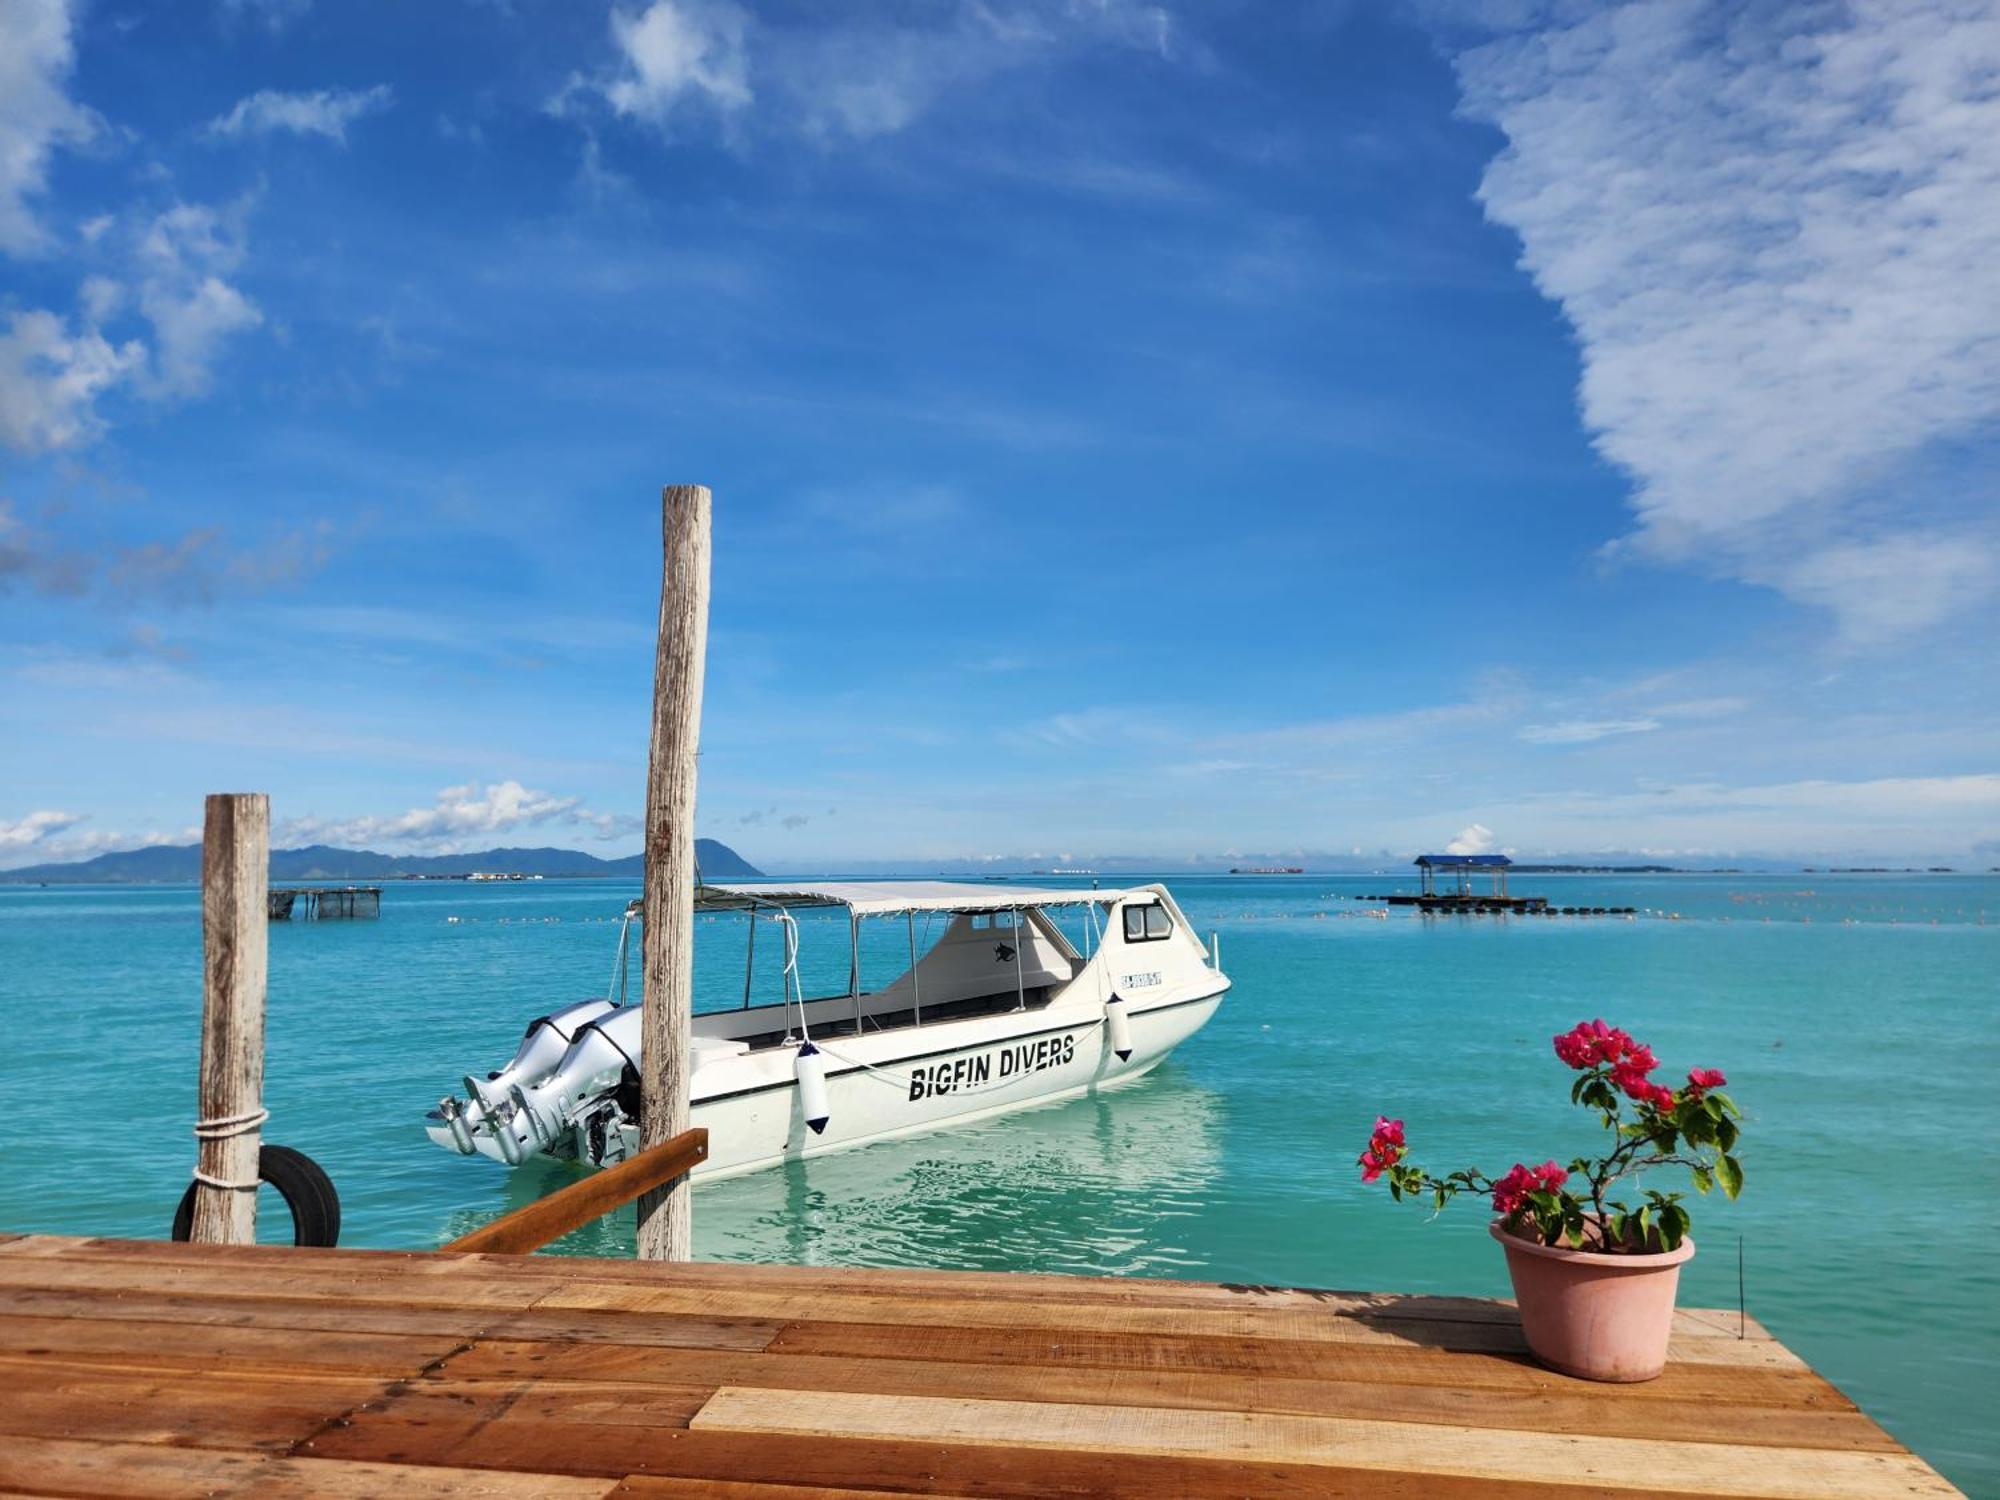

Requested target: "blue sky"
[{"left": 2, "top": 0, "right": 1996, "bottom": 871}]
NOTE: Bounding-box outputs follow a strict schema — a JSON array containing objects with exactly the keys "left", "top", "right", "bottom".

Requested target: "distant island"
[{"left": 0, "top": 838, "right": 761, "bottom": 884}]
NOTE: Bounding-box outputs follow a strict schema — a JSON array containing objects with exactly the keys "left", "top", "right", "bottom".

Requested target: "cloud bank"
[
  {"left": 1448, "top": 0, "right": 2000, "bottom": 641},
  {"left": 277, "top": 781, "right": 638, "bottom": 850}
]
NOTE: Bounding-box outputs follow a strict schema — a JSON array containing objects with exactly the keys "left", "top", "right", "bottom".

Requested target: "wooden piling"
[
  {"left": 635, "top": 484, "right": 711, "bottom": 1262},
  {"left": 191, "top": 793, "right": 269, "bottom": 1245}
]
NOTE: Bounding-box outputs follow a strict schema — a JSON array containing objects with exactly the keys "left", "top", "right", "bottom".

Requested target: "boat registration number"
[
  {"left": 1121, "top": 971, "right": 1162, "bottom": 988},
  {"left": 907, "top": 1034, "right": 1077, "bottom": 1102}
]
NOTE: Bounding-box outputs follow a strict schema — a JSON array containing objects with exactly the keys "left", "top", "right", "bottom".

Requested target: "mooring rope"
[
  {"left": 190, "top": 1106, "right": 269, "bottom": 1190},
  {"left": 193, "top": 1106, "right": 269, "bottom": 1139}
]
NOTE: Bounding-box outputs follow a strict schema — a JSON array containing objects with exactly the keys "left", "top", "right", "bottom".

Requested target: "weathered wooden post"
[
  {"left": 635, "top": 484, "right": 711, "bottom": 1262},
  {"left": 191, "top": 792, "right": 269, "bottom": 1244}
]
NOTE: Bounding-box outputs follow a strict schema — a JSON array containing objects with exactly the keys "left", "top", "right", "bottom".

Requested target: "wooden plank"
[
  {"left": 601, "top": 1430, "right": 1722, "bottom": 1500},
  {"left": 0, "top": 1255, "right": 554, "bottom": 1312},
  {"left": 20, "top": 1240, "right": 1772, "bottom": 1332},
  {"left": 0, "top": 1285, "right": 783, "bottom": 1352},
  {"left": 12, "top": 1238, "right": 1780, "bottom": 1342},
  {"left": 760, "top": 1318, "right": 1822, "bottom": 1395},
  {"left": 439, "top": 1338, "right": 1894, "bottom": 1451},
  {"left": 299, "top": 1377, "right": 717, "bottom": 1477},
  {"left": 0, "top": 1362, "right": 390, "bottom": 1452},
  {"left": 0, "top": 1316, "right": 469, "bottom": 1376},
  {"left": 0, "top": 1434, "right": 617, "bottom": 1499},
  {"left": 530, "top": 1280, "right": 1804, "bottom": 1367},
  {"left": 691, "top": 1387, "right": 1958, "bottom": 1500},
  {"left": 445, "top": 1129, "right": 709, "bottom": 1255},
  {"left": 613, "top": 1481, "right": 986, "bottom": 1500}
]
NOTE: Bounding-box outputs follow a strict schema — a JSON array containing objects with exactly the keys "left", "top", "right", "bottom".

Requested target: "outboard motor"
[
  {"left": 472, "top": 997, "right": 621, "bottom": 1107},
  {"left": 471, "top": 1005, "right": 644, "bottom": 1157}
]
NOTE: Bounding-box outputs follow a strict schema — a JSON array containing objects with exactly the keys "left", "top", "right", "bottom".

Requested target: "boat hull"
[{"left": 427, "top": 987, "right": 1224, "bottom": 1181}]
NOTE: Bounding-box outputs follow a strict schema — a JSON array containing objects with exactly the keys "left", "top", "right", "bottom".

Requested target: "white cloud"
[
  {"left": 1449, "top": 0, "right": 2000, "bottom": 642},
  {"left": 568, "top": 0, "right": 1178, "bottom": 142},
  {"left": 279, "top": 781, "right": 637, "bottom": 849},
  {"left": 1518, "top": 716, "right": 1660, "bottom": 745},
  {"left": 205, "top": 84, "right": 393, "bottom": 143},
  {"left": 0, "top": 808, "right": 83, "bottom": 848},
  {"left": 0, "top": 0, "right": 95, "bottom": 256},
  {"left": 0, "top": 200, "right": 263, "bottom": 451},
  {"left": 135, "top": 202, "right": 263, "bottom": 399},
  {"left": 0, "top": 308, "right": 145, "bottom": 453},
  {"left": 597, "top": 1, "right": 753, "bottom": 125},
  {"left": 1445, "top": 822, "right": 1495, "bottom": 854}
]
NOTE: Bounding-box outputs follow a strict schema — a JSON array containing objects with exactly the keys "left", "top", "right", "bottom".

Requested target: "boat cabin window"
[
  {"left": 969, "top": 911, "right": 1018, "bottom": 931},
  {"left": 1123, "top": 903, "right": 1172, "bottom": 942}
]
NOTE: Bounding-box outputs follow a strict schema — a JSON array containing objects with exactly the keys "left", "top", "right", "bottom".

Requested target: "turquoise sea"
[{"left": 1, "top": 872, "right": 1994, "bottom": 1493}]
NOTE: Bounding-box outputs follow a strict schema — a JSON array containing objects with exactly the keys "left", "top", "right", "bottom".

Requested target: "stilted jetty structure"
[
  {"left": 1386, "top": 853, "right": 1549, "bottom": 912},
  {"left": 268, "top": 886, "right": 381, "bottom": 920}
]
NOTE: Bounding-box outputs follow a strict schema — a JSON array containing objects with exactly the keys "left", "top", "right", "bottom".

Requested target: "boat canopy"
[{"left": 695, "top": 880, "right": 1140, "bottom": 917}]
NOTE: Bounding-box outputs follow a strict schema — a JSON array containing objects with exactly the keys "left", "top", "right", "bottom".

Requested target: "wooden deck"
[{"left": 0, "top": 1233, "right": 1958, "bottom": 1499}]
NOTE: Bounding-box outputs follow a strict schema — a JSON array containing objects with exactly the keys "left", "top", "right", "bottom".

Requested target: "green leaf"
[
  {"left": 1715, "top": 1115, "right": 1739, "bottom": 1152},
  {"left": 1434, "top": 1185, "right": 1447, "bottom": 1211},
  {"left": 1716, "top": 1154, "right": 1744, "bottom": 1200},
  {"left": 1691, "top": 1164, "right": 1713, "bottom": 1196}
]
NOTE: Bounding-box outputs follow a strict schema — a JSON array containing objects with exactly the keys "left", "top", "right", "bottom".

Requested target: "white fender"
[
  {"left": 794, "top": 1041, "right": 831, "bottom": 1135},
  {"left": 1104, "top": 994, "right": 1134, "bottom": 1061}
]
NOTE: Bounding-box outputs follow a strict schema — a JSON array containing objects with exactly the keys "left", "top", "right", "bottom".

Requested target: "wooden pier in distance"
[
  {"left": 0, "top": 1232, "right": 1959, "bottom": 1499},
  {"left": 267, "top": 885, "right": 381, "bottom": 920}
]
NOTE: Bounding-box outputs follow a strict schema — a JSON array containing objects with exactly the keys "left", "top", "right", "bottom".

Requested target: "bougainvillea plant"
[{"left": 1358, "top": 1020, "right": 1742, "bottom": 1253}]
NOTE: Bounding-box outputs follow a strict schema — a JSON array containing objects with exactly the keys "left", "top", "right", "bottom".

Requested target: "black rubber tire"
[{"left": 171, "top": 1144, "right": 341, "bottom": 1247}]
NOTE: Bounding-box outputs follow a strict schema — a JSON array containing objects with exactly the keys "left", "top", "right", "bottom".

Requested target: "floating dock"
[
  {"left": 267, "top": 885, "right": 381, "bottom": 920},
  {"left": 0, "top": 1234, "right": 1959, "bottom": 1498}
]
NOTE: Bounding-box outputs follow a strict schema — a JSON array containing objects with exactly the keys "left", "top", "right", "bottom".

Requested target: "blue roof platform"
[{"left": 1415, "top": 854, "right": 1512, "bottom": 867}]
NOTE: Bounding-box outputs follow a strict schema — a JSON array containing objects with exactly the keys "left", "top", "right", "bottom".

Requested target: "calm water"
[{"left": 1, "top": 873, "right": 1994, "bottom": 1492}]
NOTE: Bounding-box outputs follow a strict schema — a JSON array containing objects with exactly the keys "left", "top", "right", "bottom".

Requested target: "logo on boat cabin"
[
  {"left": 994, "top": 942, "right": 1016, "bottom": 963},
  {"left": 907, "top": 1034, "right": 1076, "bottom": 1102}
]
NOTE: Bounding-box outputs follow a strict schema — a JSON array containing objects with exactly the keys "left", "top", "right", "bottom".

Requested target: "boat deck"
[{"left": 0, "top": 1233, "right": 1959, "bottom": 1498}]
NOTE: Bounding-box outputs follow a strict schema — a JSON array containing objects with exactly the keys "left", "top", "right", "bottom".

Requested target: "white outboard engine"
[
  {"left": 469, "top": 1004, "right": 644, "bottom": 1161},
  {"left": 468, "top": 997, "right": 621, "bottom": 1109}
]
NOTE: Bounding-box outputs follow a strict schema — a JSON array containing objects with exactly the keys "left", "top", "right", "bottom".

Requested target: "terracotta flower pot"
[{"left": 1490, "top": 1219, "right": 1695, "bottom": 1382}]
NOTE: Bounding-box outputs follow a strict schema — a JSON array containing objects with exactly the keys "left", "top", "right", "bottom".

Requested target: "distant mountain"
[{"left": 0, "top": 838, "right": 760, "bottom": 883}]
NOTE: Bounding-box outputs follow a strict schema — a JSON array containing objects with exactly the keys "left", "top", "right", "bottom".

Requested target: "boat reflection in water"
[
  {"left": 697, "top": 1065, "right": 1228, "bottom": 1273},
  {"left": 463, "top": 1066, "right": 1227, "bottom": 1274}
]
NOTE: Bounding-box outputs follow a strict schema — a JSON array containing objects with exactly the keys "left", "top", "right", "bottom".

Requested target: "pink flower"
[
  {"left": 1492, "top": 1161, "right": 1567, "bottom": 1217},
  {"left": 1553, "top": 1018, "right": 1643, "bottom": 1070},
  {"left": 1359, "top": 1117, "right": 1407, "bottom": 1183},
  {"left": 1686, "top": 1067, "right": 1726, "bottom": 1095}
]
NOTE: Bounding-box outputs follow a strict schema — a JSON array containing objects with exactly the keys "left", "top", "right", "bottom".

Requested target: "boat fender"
[
  {"left": 1105, "top": 993, "right": 1134, "bottom": 1061},
  {"left": 795, "top": 1041, "right": 831, "bottom": 1135},
  {"left": 171, "top": 1144, "right": 341, "bottom": 1248}
]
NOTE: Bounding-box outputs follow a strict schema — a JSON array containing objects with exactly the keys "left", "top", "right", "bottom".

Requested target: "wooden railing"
[{"left": 442, "top": 1128, "right": 709, "bottom": 1255}]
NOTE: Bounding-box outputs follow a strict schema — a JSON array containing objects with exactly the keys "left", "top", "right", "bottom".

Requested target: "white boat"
[{"left": 425, "top": 880, "right": 1227, "bottom": 1182}]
